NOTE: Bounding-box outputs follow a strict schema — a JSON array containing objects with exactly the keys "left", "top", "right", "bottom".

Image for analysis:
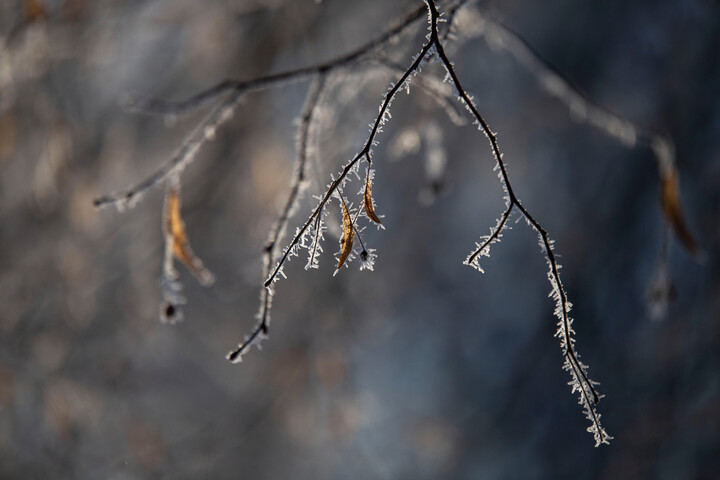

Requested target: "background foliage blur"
[{"left": 1, "top": 0, "right": 719, "bottom": 478}]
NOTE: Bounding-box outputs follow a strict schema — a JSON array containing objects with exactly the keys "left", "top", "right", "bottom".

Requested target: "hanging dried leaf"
[
  {"left": 163, "top": 185, "right": 215, "bottom": 285},
  {"left": 336, "top": 197, "right": 354, "bottom": 269},
  {"left": 660, "top": 168, "right": 698, "bottom": 256},
  {"left": 363, "top": 172, "right": 382, "bottom": 224}
]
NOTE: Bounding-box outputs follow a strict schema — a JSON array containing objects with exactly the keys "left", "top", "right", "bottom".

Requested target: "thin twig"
[
  {"left": 262, "top": 41, "right": 434, "bottom": 289},
  {"left": 465, "top": 204, "right": 513, "bottom": 267},
  {"left": 227, "top": 75, "right": 326, "bottom": 362},
  {"left": 98, "top": 0, "right": 616, "bottom": 446},
  {"left": 370, "top": 56, "right": 466, "bottom": 125},
  {"left": 94, "top": 89, "right": 243, "bottom": 209},
  {"left": 425, "top": 0, "right": 609, "bottom": 445}
]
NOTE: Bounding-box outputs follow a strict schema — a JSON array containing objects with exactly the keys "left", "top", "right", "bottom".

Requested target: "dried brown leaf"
[
  {"left": 163, "top": 186, "right": 215, "bottom": 285},
  {"left": 660, "top": 168, "right": 698, "bottom": 256},
  {"left": 337, "top": 197, "right": 354, "bottom": 269},
  {"left": 363, "top": 173, "right": 382, "bottom": 224}
]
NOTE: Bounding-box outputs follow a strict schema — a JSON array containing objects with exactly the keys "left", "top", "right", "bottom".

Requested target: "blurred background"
[{"left": 1, "top": 0, "right": 718, "bottom": 478}]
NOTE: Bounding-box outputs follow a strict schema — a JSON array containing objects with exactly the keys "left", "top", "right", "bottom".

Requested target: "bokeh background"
[{"left": 1, "top": 0, "right": 719, "bottom": 478}]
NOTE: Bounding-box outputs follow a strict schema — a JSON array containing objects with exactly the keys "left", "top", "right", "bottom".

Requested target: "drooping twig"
[
  {"left": 425, "top": 0, "right": 610, "bottom": 445},
  {"left": 226, "top": 75, "right": 326, "bottom": 362},
  {"left": 229, "top": 0, "right": 610, "bottom": 444},
  {"left": 90, "top": 0, "right": 685, "bottom": 447}
]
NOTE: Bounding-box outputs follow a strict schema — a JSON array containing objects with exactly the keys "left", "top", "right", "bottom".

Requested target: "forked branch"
[
  {"left": 229, "top": 0, "right": 610, "bottom": 444},
  {"left": 425, "top": 0, "right": 610, "bottom": 446},
  {"left": 92, "top": 0, "right": 708, "bottom": 448}
]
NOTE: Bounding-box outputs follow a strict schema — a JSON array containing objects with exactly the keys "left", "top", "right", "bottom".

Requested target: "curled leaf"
[
  {"left": 163, "top": 184, "right": 215, "bottom": 285},
  {"left": 660, "top": 167, "right": 698, "bottom": 256},
  {"left": 336, "top": 196, "right": 354, "bottom": 269},
  {"left": 363, "top": 170, "right": 382, "bottom": 224}
]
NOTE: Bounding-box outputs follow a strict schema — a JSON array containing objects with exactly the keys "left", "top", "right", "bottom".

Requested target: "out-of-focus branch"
[
  {"left": 462, "top": 9, "right": 699, "bottom": 256},
  {"left": 93, "top": 1, "right": 432, "bottom": 211}
]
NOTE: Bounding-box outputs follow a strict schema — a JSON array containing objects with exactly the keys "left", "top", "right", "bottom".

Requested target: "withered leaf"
[
  {"left": 660, "top": 168, "right": 698, "bottom": 256},
  {"left": 163, "top": 185, "right": 215, "bottom": 285},
  {"left": 363, "top": 172, "right": 382, "bottom": 224},
  {"left": 336, "top": 197, "right": 354, "bottom": 269}
]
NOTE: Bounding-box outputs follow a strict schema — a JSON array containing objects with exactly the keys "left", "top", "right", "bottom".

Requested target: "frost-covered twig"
[
  {"left": 226, "top": 1, "right": 471, "bottom": 364},
  {"left": 227, "top": 76, "right": 326, "bottom": 361},
  {"left": 425, "top": 0, "right": 611, "bottom": 446},
  {"left": 464, "top": 204, "right": 513, "bottom": 270},
  {"left": 234, "top": 0, "right": 611, "bottom": 444},
  {"left": 93, "top": 0, "right": 708, "bottom": 448},
  {"left": 259, "top": 41, "right": 433, "bottom": 290},
  {"left": 370, "top": 56, "right": 466, "bottom": 126}
]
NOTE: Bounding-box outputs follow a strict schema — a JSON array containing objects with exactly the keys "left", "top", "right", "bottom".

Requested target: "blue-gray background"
[{"left": 1, "top": 0, "right": 718, "bottom": 478}]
